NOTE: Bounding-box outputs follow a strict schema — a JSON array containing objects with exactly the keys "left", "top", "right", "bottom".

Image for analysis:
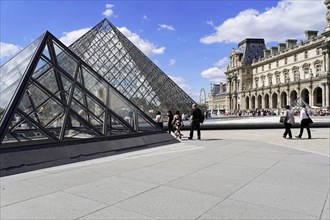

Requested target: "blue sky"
[{"left": 0, "top": 0, "right": 326, "bottom": 102}]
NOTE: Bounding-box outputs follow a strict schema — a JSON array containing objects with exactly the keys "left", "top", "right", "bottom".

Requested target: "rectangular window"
[
  {"left": 284, "top": 58, "right": 288, "bottom": 65},
  {"left": 316, "top": 48, "right": 321, "bottom": 55},
  {"left": 268, "top": 63, "right": 271, "bottom": 70},
  {"left": 262, "top": 66, "right": 264, "bottom": 71},
  {"left": 294, "top": 70, "right": 300, "bottom": 81},
  {"left": 304, "top": 67, "right": 309, "bottom": 78},
  {"left": 304, "top": 51, "right": 308, "bottom": 59},
  {"left": 294, "top": 54, "right": 297, "bottom": 62},
  {"left": 316, "top": 64, "right": 321, "bottom": 74},
  {"left": 276, "top": 61, "right": 279, "bottom": 67}
]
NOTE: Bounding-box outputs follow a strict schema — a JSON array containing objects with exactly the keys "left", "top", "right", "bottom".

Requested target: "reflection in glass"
[{"left": 70, "top": 19, "right": 196, "bottom": 117}]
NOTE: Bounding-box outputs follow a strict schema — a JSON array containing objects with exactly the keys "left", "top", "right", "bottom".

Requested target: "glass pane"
[
  {"left": 53, "top": 41, "right": 78, "bottom": 79},
  {"left": 137, "top": 113, "right": 158, "bottom": 131},
  {"left": 37, "top": 68, "right": 59, "bottom": 94},
  {"left": 32, "top": 57, "right": 51, "bottom": 79},
  {"left": 39, "top": 98, "right": 65, "bottom": 127},
  {"left": 0, "top": 34, "right": 44, "bottom": 114}
]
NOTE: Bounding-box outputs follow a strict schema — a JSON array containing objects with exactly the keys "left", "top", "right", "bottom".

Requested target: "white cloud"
[
  {"left": 201, "top": 56, "right": 228, "bottom": 83},
  {"left": 0, "top": 42, "right": 22, "bottom": 59},
  {"left": 102, "top": 4, "right": 116, "bottom": 17},
  {"left": 118, "top": 27, "right": 165, "bottom": 56},
  {"left": 201, "top": 67, "right": 226, "bottom": 83},
  {"left": 59, "top": 27, "right": 91, "bottom": 46},
  {"left": 214, "top": 57, "right": 228, "bottom": 67},
  {"left": 169, "top": 75, "right": 199, "bottom": 101},
  {"left": 169, "top": 75, "right": 192, "bottom": 92},
  {"left": 158, "top": 24, "right": 175, "bottom": 31},
  {"left": 200, "top": 0, "right": 326, "bottom": 44},
  {"left": 169, "top": 59, "right": 176, "bottom": 66}
]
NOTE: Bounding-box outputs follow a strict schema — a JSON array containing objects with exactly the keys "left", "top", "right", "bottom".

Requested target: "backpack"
[{"left": 200, "top": 112, "right": 205, "bottom": 124}]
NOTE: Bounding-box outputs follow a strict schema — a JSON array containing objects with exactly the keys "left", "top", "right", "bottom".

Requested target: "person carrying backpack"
[{"left": 188, "top": 103, "right": 203, "bottom": 140}]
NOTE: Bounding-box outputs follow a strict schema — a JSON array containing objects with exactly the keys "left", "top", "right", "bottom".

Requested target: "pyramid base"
[{"left": 0, "top": 132, "right": 178, "bottom": 177}]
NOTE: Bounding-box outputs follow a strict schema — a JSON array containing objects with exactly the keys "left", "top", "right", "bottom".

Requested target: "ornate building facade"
[
  {"left": 208, "top": 83, "right": 226, "bottom": 114},
  {"left": 224, "top": 1, "right": 330, "bottom": 113}
]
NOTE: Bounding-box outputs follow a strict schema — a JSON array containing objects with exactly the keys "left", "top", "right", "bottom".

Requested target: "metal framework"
[
  {"left": 69, "top": 19, "right": 196, "bottom": 116},
  {"left": 0, "top": 32, "right": 162, "bottom": 148}
]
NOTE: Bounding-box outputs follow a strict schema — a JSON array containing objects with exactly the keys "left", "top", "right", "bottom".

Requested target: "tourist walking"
[
  {"left": 188, "top": 103, "right": 202, "bottom": 140},
  {"left": 282, "top": 105, "right": 295, "bottom": 139},
  {"left": 155, "top": 111, "right": 163, "bottom": 128},
  {"left": 167, "top": 110, "right": 174, "bottom": 134},
  {"left": 173, "top": 110, "right": 183, "bottom": 139},
  {"left": 296, "top": 104, "right": 312, "bottom": 139}
]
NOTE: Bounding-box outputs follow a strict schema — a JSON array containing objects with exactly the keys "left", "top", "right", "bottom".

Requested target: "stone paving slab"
[{"left": 0, "top": 128, "right": 329, "bottom": 220}]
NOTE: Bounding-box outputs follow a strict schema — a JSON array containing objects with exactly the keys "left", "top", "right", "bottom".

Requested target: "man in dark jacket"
[{"left": 188, "top": 103, "right": 202, "bottom": 140}]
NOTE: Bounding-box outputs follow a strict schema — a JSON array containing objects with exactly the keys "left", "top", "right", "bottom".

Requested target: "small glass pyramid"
[{"left": 0, "top": 32, "right": 162, "bottom": 147}]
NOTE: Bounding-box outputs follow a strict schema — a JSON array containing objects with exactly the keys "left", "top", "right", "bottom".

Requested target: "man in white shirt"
[{"left": 295, "top": 104, "right": 312, "bottom": 139}]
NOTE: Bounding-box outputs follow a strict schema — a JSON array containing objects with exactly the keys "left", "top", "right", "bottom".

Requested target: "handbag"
[
  {"left": 308, "top": 117, "right": 313, "bottom": 124},
  {"left": 306, "top": 112, "right": 313, "bottom": 124},
  {"left": 279, "top": 116, "right": 286, "bottom": 123}
]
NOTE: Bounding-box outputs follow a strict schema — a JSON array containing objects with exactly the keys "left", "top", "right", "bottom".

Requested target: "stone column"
[
  {"left": 226, "top": 97, "right": 230, "bottom": 112},
  {"left": 232, "top": 95, "right": 237, "bottom": 110},
  {"left": 233, "top": 79, "right": 237, "bottom": 92},
  {"left": 324, "top": 51, "right": 330, "bottom": 73},
  {"left": 249, "top": 96, "right": 252, "bottom": 110},
  {"left": 326, "top": 83, "right": 330, "bottom": 108},
  {"left": 227, "top": 79, "right": 231, "bottom": 93},
  {"left": 322, "top": 83, "right": 327, "bottom": 107},
  {"left": 309, "top": 86, "right": 313, "bottom": 106}
]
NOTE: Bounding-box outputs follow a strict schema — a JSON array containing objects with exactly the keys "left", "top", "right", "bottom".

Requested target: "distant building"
[
  {"left": 200, "top": 88, "right": 206, "bottom": 104},
  {"left": 208, "top": 83, "right": 226, "bottom": 114},
  {"left": 224, "top": 2, "right": 330, "bottom": 112}
]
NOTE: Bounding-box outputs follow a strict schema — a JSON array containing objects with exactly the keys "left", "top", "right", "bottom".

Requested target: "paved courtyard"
[{"left": 1, "top": 127, "right": 329, "bottom": 219}]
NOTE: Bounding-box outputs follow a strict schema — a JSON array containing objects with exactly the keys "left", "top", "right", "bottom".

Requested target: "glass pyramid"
[
  {"left": 0, "top": 32, "right": 162, "bottom": 148},
  {"left": 69, "top": 19, "right": 195, "bottom": 116}
]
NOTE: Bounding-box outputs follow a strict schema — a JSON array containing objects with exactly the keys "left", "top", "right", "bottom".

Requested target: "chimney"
[
  {"left": 271, "top": 47, "right": 278, "bottom": 55},
  {"left": 286, "top": 39, "right": 297, "bottom": 49},
  {"left": 304, "top": 30, "right": 318, "bottom": 40},
  {"left": 263, "top": 49, "right": 271, "bottom": 58},
  {"left": 278, "top": 43, "right": 286, "bottom": 52}
]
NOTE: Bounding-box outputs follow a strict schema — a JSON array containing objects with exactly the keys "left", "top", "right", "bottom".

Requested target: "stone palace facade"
[{"left": 209, "top": 1, "right": 330, "bottom": 113}]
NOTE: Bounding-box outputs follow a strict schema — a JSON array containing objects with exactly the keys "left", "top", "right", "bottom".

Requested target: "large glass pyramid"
[
  {"left": 69, "top": 19, "right": 195, "bottom": 116},
  {"left": 0, "top": 32, "right": 163, "bottom": 148}
]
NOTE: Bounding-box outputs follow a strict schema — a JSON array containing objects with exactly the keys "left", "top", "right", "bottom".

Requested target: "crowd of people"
[
  {"left": 211, "top": 108, "right": 329, "bottom": 117},
  {"left": 155, "top": 103, "right": 204, "bottom": 140},
  {"left": 155, "top": 103, "right": 324, "bottom": 141}
]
